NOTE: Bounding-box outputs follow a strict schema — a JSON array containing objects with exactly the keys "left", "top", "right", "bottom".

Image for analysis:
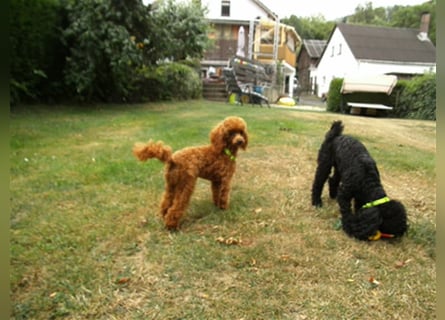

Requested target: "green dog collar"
[
  {"left": 362, "top": 196, "right": 390, "bottom": 209},
  {"left": 224, "top": 148, "right": 236, "bottom": 161}
]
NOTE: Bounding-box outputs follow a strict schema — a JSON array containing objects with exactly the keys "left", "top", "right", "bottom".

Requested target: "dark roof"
[
  {"left": 337, "top": 23, "right": 436, "bottom": 63},
  {"left": 303, "top": 39, "right": 327, "bottom": 58}
]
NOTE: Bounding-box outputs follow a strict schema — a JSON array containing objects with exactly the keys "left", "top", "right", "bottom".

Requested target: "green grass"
[{"left": 10, "top": 101, "right": 436, "bottom": 319}]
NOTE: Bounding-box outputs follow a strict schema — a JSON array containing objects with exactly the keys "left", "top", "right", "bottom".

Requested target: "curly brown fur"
[
  {"left": 133, "top": 116, "right": 248, "bottom": 230},
  {"left": 311, "top": 120, "right": 408, "bottom": 240}
]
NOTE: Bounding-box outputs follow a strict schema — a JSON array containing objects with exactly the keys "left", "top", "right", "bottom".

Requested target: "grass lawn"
[{"left": 10, "top": 100, "right": 436, "bottom": 319}]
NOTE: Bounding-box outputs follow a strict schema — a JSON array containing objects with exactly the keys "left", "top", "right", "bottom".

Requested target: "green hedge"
[
  {"left": 133, "top": 62, "right": 202, "bottom": 102},
  {"left": 396, "top": 73, "right": 436, "bottom": 120}
]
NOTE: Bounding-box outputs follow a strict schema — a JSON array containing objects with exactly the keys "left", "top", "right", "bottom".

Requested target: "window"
[
  {"left": 338, "top": 43, "right": 342, "bottom": 55},
  {"left": 221, "top": 0, "right": 230, "bottom": 17},
  {"left": 331, "top": 46, "right": 334, "bottom": 57}
]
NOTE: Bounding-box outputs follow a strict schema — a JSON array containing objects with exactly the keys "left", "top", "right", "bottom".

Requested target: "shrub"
[
  {"left": 326, "top": 78, "right": 344, "bottom": 113},
  {"left": 134, "top": 63, "right": 202, "bottom": 102},
  {"left": 398, "top": 73, "right": 436, "bottom": 120},
  {"left": 389, "top": 80, "right": 409, "bottom": 118}
]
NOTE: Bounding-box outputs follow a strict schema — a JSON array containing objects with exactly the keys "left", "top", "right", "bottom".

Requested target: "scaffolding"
[
  {"left": 247, "top": 17, "right": 279, "bottom": 89},
  {"left": 247, "top": 18, "right": 279, "bottom": 62},
  {"left": 245, "top": 17, "right": 299, "bottom": 98}
]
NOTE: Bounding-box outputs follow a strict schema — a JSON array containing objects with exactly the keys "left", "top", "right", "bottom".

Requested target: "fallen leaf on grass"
[
  {"left": 395, "top": 259, "right": 412, "bottom": 268},
  {"left": 216, "top": 236, "right": 242, "bottom": 245},
  {"left": 139, "top": 218, "right": 148, "bottom": 227},
  {"left": 368, "top": 276, "right": 380, "bottom": 288},
  {"left": 280, "top": 255, "right": 290, "bottom": 261},
  {"left": 116, "top": 277, "right": 131, "bottom": 284},
  {"left": 197, "top": 292, "right": 209, "bottom": 299}
]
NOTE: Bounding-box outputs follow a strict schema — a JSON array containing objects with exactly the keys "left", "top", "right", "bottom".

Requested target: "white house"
[
  {"left": 314, "top": 13, "right": 436, "bottom": 98},
  {"left": 202, "top": 0, "right": 276, "bottom": 23}
]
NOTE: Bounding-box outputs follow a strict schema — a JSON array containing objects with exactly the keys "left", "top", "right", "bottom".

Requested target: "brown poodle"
[{"left": 133, "top": 116, "right": 248, "bottom": 230}]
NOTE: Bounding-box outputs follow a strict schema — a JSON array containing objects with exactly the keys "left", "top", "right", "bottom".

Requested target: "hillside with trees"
[{"left": 282, "top": 0, "right": 436, "bottom": 45}]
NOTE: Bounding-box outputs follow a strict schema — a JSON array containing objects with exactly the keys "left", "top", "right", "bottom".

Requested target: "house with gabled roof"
[
  {"left": 296, "top": 39, "right": 327, "bottom": 95},
  {"left": 314, "top": 13, "right": 436, "bottom": 98},
  {"left": 200, "top": 0, "right": 301, "bottom": 97}
]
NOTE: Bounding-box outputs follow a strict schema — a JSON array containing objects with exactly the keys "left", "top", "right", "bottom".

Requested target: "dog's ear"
[
  {"left": 343, "top": 207, "right": 382, "bottom": 240},
  {"left": 241, "top": 129, "right": 248, "bottom": 150},
  {"left": 209, "top": 120, "right": 226, "bottom": 151}
]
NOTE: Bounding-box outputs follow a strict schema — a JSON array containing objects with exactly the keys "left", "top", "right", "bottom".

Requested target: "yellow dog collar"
[
  {"left": 362, "top": 196, "right": 390, "bottom": 209},
  {"left": 224, "top": 148, "right": 236, "bottom": 161}
]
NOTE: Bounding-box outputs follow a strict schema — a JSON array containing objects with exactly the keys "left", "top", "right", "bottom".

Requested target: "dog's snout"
[
  {"left": 229, "top": 130, "right": 247, "bottom": 148},
  {"left": 236, "top": 138, "right": 244, "bottom": 145},
  {"left": 234, "top": 135, "right": 246, "bottom": 146}
]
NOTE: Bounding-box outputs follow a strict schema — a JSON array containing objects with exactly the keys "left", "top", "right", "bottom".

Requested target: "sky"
[{"left": 259, "top": 0, "right": 427, "bottom": 20}]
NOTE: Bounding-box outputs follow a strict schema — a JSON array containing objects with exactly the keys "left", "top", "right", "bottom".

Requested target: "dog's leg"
[
  {"left": 212, "top": 178, "right": 232, "bottom": 209},
  {"left": 336, "top": 183, "right": 356, "bottom": 222},
  {"left": 211, "top": 180, "right": 222, "bottom": 207},
  {"left": 328, "top": 168, "right": 340, "bottom": 199},
  {"left": 160, "top": 171, "right": 177, "bottom": 217},
  {"left": 311, "top": 163, "right": 332, "bottom": 207},
  {"left": 160, "top": 189, "right": 174, "bottom": 217},
  {"left": 163, "top": 178, "right": 196, "bottom": 230},
  {"left": 336, "top": 184, "right": 362, "bottom": 238}
]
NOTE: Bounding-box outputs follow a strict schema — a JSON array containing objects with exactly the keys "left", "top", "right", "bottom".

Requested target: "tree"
[
  {"left": 63, "top": 0, "right": 150, "bottom": 101},
  {"left": 63, "top": 0, "right": 211, "bottom": 102},
  {"left": 348, "top": 2, "right": 388, "bottom": 25},
  {"left": 281, "top": 1, "right": 436, "bottom": 47},
  {"left": 10, "top": 0, "right": 67, "bottom": 105},
  {"left": 143, "top": 0, "right": 211, "bottom": 63},
  {"left": 389, "top": 1, "right": 436, "bottom": 45},
  {"left": 282, "top": 15, "right": 334, "bottom": 40},
  {"left": 346, "top": 0, "right": 436, "bottom": 45}
]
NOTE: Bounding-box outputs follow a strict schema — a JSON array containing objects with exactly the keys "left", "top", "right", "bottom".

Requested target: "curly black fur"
[{"left": 311, "top": 120, "right": 408, "bottom": 240}]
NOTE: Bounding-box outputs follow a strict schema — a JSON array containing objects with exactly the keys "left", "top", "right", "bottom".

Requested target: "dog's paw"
[
  {"left": 164, "top": 218, "right": 179, "bottom": 231},
  {"left": 214, "top": 199, "right": 229, "bottom": 210},
  {"left": 312, "top": 200, "right": 323, "bottom": 208}
]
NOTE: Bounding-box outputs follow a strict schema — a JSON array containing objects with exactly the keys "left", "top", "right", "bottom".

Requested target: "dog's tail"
[
  {"left": 132, "top": 140, "right": 172, "bottom": 163},
  {"left": 325, "top": 120, "right": 344, "bottom": 142}
]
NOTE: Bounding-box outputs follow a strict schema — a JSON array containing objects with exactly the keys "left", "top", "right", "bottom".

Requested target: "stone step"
[{"left": 202, "top": 81, "right": 228, "bottom": 101}]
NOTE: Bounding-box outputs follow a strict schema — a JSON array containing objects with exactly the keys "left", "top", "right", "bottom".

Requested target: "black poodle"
[{"left": 311, "top": 120, "right": 408, "bottom": 241}]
